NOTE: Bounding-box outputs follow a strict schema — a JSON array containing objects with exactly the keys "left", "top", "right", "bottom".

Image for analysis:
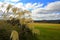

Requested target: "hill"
[{"left": 34, "top": 20, "right": 60, "bottom": 24}]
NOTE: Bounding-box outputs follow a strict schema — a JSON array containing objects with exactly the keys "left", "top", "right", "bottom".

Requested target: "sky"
[{"left": 0, "top": 0, "right": 60, "bottom": 20}]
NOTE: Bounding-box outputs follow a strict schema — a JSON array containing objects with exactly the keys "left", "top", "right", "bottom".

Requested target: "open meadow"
[
  {"left": 0, "top": 21, "right": 60, "bottom": 40},
  {"left": 31, "top": 23, "right": 60, "bottom": 40}
]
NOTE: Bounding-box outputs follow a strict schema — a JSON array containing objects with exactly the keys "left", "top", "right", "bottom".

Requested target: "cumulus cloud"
[
  {"left": 0, "top": 2, "right": 43, "bottom": 19},
  {"left": 2, "top": 0, "right": 43, "bottom": 10},
  {"left": 0, "top": 0, "right": 43, "bottom": 10},
  {"left": 25, "top": 3, "right": 43, "bottom": 10},
  {"left": 45, "top": 1, "right": 60, "bottom": 10},
  {"left": 32, "top": 1, "right": 60, "bottom": 20},
  {"left": 15, "top": 3, "right": 25, "bottom": 9},
  {"left": 13, "top": 2, "right": 43, "bottom": 11},
  {"left": 32, "top": 1, "right": 60, "bottom": 14},
  {"left": 15, "top": 2, "right": 43, "bottom": 10},
  {"left": 32, "top": 13, "right": 60, "bottom": 20},
  {"left": 0, "top": 2, "right": 3, "bottom": 6},
  {"left": 0, "top": 0, "right": 60, "bottom": 20}
]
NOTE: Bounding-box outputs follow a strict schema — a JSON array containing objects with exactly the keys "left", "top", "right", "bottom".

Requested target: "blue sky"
[
  {"left": 20, "top": 0, "right": 60, "bottom": 7},
  {"left": 0, "top": 0, "right": 60, "bottom": 20},
  {"left": 0, "top": 0, "right": 60, "bottom": 7}
]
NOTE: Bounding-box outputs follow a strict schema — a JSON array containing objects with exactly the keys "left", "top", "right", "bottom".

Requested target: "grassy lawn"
[
  {"left": 32, "top": 23, "right": 60, "bottom": 40},
  {"left": 0, "top": 21, "right": 60, "bottom": 40}
]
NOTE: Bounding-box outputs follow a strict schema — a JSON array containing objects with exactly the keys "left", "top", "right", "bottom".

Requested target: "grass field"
[
  {"left": 32, "top": 23, "right": 60, "bottom": 40},
  {"left": 0, "top": 21, "right": 60, "bottom": 40}
]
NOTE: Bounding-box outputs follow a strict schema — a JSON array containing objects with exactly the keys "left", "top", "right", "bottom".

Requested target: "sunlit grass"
[
  {"left": 0, "top": 21, "right": 60, "bottom": 40},
  {"left": 29, "top": 23, "right": 60, "bottom": 40}
]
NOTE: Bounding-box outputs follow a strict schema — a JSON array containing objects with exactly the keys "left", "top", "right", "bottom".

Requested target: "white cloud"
[
  {"left": 25, "top": 3, "right": 43, "bottom": 10},
  {"left": 32, "top": 13, "right": 60, "bottom": 20},
  {"left": 0, "top": 0, "right": 43, "bottom": 10},
  {"left": 45, "top": 1, "right": 60, "bottom": 10},
  {"left": 14, "top": 2, "right": 43, "bottom": 10},
  {"left": 0, "top": 1, "right": 60, "bottom": 20},
  {"left": 3, "top": 0, "right": 43, "bottom": 10},
  {"left": 15, "top": 3, "right": 23, "bottom": 8},
  {"left": 25, "top": 3, "right": 33, "bottom": 9},
  {"left": 32, "top": 1, "right": 60, "bottom": 14},
  {"left": 32, "top": 1, "right": 60, "bottom": 20},
  {"left": 0, "top": 2, "right": 3, "bottom": 7}
]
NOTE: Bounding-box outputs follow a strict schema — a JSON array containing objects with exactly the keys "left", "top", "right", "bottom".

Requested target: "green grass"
[
  {"left": 0, "top": 21, "right": 60, "bottom": 40},
  {"left": 34, "top": 23, "right": 60, "bottom": 40}
]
